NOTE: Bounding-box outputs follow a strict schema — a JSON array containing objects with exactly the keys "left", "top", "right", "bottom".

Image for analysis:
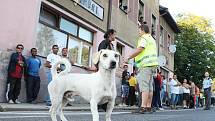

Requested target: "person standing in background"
[
  {"left": 26, "top": 48, "right": 41, "bottom": 104},
  {"left": 128, "top": 73, "right": 137, "bottom": 107},
  {"left": 169, "top": 75, "right": 181, "bottom": 109},
  {"left": 202, "top": 72, "right": 212, "bottom": 110},
  {"left": 195, "top": 85, "right": 200, "bottom": 108},
  {"left": 7, "top": 44, "right": 27, "bottom": 104},
  {"left": 59, "top": 48, "right": 74, "bottom": 72},
  {"left": 182, "top": 79, "right": 191, "bottom": 109},
  {"left": 44, "top": 45, "right": 61, "bottom": 106},
  {"left": 189, "top": 80, "right": 196, "bottom": 108},
  {"left": 119, "top": 65, "right": 130, "bottom": 107}
]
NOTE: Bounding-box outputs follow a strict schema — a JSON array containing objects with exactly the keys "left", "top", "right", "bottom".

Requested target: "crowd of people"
[
  {"left": 5, "top": 23, "right": 213, "bottom": 114},
  {"left": 118, "top": 70, "right": 213, "bottom": 113}
]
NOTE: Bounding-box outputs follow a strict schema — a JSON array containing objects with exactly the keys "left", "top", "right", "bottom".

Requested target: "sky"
[{"left": 160, "top": 0, "right": 215, "bottom": 28}]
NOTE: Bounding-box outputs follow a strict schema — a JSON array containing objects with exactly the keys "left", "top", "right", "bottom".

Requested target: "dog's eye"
[
  {"left": 115, "top": 54, "right": 119, "bottom": 58},
  {"left": 103, "top": 54, "right": 108, "bottom": 57}
]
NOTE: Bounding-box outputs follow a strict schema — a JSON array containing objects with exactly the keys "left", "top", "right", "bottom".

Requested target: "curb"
[
  {"left": 0, "top": 105, "right": 138, "bottom": 112},
  {"left": 0, "top": 105, "right": 6, "bottom": 112}
]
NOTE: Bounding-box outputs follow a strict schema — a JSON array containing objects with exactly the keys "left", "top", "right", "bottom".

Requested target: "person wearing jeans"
[
  {"left": 169, "top": 75, "right": 181, "bottom": 109},
  {"left": 202, "top": 72, "right": 212, "bottom": 110},
  {"left": 44, "top": 45, "right": 61, "bottom": 106},
  {"left": 26, "top": 48, "right": 41, "bottom": 104}
]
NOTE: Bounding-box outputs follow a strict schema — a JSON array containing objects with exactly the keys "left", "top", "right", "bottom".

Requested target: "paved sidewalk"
[{"left": 0, "top": 103, "right": 137, "bottom": 112}]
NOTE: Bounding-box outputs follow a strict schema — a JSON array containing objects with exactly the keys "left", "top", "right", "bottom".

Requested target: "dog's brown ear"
[{"left": 92, "top": 50, "right": 102, "bottom": 65}]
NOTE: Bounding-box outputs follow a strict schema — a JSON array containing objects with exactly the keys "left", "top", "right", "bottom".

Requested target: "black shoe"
[
  {"left": 132, "top": 108, "right": 141, "bottom": 114},
  {"left": 204, "top": 108, "right": 210, "bottom": 110},
  {"left": 132, "top": 107, "right": 147, "bottom": 114},
  {"left": 46, "top": 103, "right": 52, "bottom": 106}
]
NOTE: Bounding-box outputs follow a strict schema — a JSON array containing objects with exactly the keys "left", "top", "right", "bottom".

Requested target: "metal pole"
[{"left": 107, "top": 0, "right": 112, "bottom": 30}]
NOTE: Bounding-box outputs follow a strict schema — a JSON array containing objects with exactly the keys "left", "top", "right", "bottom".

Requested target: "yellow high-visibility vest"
[{"left": 135, "top": 34, "right": 158, "bottom": 68}]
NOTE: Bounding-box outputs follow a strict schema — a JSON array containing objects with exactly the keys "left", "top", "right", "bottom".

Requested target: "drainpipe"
[{"left": 107, "top": 0, "right": 112, "bottom": 30}]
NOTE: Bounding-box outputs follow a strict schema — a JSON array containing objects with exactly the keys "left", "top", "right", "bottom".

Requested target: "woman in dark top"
[
  {"left": 98, "top": 29, "right": 116, "bottom": 51},
  {"left": 83, "top": 29, "right": 116, "bottom": 71}
]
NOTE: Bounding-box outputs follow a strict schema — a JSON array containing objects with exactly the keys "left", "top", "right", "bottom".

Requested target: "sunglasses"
[
  {"left": 17, "top": 47, "right": 24, "bottom": 50},
  {"left": 53, "top": 48, "right": 59, "bottom": 49}
]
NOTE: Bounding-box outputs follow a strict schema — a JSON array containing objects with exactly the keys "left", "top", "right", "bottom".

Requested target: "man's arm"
[
  {"left": 124, "top": 47, "right": 144, "bottom": 63},
  {"left": 128, "top": 47, "right": 144, "bottom": 60},
  {"left": 44, "top": 61, "right": 51, "bottom": 68}
]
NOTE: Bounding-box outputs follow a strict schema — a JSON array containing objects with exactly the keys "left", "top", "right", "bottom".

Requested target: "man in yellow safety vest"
[{"left": 124, "top": 24, "right": 158, "bottom": 114}]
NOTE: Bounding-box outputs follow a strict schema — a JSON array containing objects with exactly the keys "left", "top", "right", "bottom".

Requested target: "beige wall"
[
  {"left": 111, "top": 6, "right": 138, "bottom": 46},
  {"left": 159, "top": 17, "right": 175, "bottom": 71},
  {"left": 52, "top": 0, "right": 108, "bottom": 31},
  {"left": 0, "top": 0, "right": 42, "bottom": 102}
]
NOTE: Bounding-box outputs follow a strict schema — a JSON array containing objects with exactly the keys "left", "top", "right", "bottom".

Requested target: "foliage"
[{"left": 175, "top": 14, "right": 215, "bottom": 87}]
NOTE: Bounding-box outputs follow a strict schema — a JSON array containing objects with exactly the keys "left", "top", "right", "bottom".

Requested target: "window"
[
  {"left": 78, "top": 27, "right": 93, "bottom": 43},
  {"left": 166, "top": 56, "right": 169, "bottom": 65},
  {"left": 152, "top": 15, "right": 156, "bottom": 38},
  {"left": 119, "top": 0, "right": 128, "bottom": 12},
  {"left": 68, "top": 36, "right": 91, "bottom": 66},
  {"left": 116, "top": 43, "right": 124, "bottom": 63},
  {"left": 167, "top": 34, "right": 171, "bottom": 49},
  {"left": 116, "top": 43, "right": 123, "bottom": 55},
  {"left": 37, "top": 5, "right": 93, "bottom": 66},
  {"left": 81, "top": 44, "right": 91, "bottom": 66},
  {"left": 138, "top": 0, "right": 144, "bottom": 22},
  {"left": 60, "top": 18, "right": 78, "bottom": 36},
  {"left": 39, "top": 8, "right": 58, "bottom": 27},
  {"left": 160, "top": 26, "right": 164, "bottom": 46},
  {"left": 36, "top": 23, "right": 67, "bottom": 57}
]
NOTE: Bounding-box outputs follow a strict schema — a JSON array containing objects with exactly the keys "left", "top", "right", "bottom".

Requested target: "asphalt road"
[{"left": 0, "top": 108, "right": 214, "bottom": 121}]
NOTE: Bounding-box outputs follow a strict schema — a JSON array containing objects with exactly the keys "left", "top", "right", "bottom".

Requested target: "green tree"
[{"left": 175, "top": 14, "right": 215, "bottom": 87}]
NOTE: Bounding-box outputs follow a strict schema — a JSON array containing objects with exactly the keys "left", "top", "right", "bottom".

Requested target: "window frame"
[
  {"left": 151, "top": 14, "right": 156, "bottom": 39},
  {"left": 37, "top": 4, "right": 94, "bottom": 66},
  {"left": 119, "top": 0, "right": 129, "bottom": 13},
  {"left": 138, "top": 0, "right": 144, "bottom": 19},
  {"left": 160, "top": 25, "right": 164, "bottom": 46}
]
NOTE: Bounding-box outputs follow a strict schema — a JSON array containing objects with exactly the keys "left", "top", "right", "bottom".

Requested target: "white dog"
[{"left": 48, "top": 49, "right": 120, "bottom": 121}]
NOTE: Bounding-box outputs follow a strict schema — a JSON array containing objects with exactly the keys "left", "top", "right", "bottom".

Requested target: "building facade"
[{"left": 0, "top": 0, "right": 179, "bottom": 102}]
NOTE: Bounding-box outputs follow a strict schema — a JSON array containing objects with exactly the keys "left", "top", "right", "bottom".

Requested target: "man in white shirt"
[
  {"left": 202, "top": 72, "right": 212, "bottom": 110},
  {"left": 169, "top": 75, "right": 181, "bottom": 109},
  {"left": 45, "top": 45, "right": 61, "bottom": 106}
]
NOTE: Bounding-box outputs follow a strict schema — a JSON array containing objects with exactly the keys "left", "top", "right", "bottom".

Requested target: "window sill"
[{"left": 119, "top": 7, "right": 128, "bottom": 14}]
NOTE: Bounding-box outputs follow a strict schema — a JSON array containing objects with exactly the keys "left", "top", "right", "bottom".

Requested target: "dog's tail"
[{"left": 51, "top": 58, "right": 72, "bottom": 78}]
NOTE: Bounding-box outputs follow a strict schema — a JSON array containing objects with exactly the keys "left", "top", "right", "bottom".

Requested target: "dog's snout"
[{"left": 110, "top": 61, "right": 116, "bottom": 69}]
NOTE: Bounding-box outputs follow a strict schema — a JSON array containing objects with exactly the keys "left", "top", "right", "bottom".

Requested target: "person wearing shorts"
[{"left": 125, "top": 23, "right": 158, "bottom": 113}]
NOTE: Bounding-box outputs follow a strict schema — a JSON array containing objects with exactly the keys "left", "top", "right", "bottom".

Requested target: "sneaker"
[
  {"left": 30, "top": 100, "right": 37, "bottom": 104},
  {"left": 118, "top": 104, "right": 123, "bottom": 107},
  {"left": 122, "top": 103, "right": 128, "bottom": 107},
  {"left": 14, "top": 99, "right": 21, "bottom": 104},
  {"left": 8, "top": 100, "right": 14, "bottom": 104},
  {"left": 159, "top": 107, "right": 164, "bottom": 111}
]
